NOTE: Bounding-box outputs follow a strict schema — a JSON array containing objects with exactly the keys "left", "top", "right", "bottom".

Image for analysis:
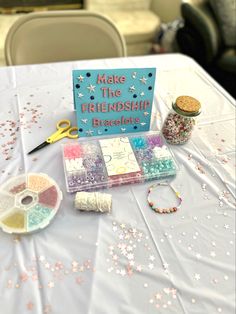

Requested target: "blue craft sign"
[{"left": 72, "top": 68, "right": 156, "bottom": 137}]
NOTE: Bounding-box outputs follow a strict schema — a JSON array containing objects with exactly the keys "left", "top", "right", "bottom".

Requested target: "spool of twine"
[{"left": 75, "top": 191, "right": 112, "bottom": 213}]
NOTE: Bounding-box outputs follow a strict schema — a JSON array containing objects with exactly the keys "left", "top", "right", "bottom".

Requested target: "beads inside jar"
[{"left": 162, "top": 96, "right": 201, "bottom": 145}]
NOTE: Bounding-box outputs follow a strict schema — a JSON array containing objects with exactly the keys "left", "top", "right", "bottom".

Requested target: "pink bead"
[
  {"left": 38, "top": 185, "right": 58, "bottom": 207},
  {"left": 63, "top": 144, "right": 83, "bottom": 159}
]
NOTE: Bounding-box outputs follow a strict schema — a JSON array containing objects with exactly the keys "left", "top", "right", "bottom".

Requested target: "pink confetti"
[{"left": 26, "top": 302, "right": 34, "bottom": 311}]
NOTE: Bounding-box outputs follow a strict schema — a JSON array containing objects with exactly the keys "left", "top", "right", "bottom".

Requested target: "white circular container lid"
[{"left": 0, "top": 173, "right": 62, "bottom": 234}]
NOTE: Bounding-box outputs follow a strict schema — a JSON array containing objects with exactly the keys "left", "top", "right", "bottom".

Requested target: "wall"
[
  {"left": 151, "top": 0, "right": 181, "bottom": 22},
  {"left": 0, "top": 1, "right": 82, "bottom": 6}
]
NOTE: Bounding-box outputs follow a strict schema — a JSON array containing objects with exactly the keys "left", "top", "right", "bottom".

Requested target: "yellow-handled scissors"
[{"left": 28, "top": 119, "right": 78, "bottom": 155}]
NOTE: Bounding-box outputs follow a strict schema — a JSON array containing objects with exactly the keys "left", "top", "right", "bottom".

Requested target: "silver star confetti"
[
  {"left": 139, "top": 76, "right": 147, "bottom": 84},
  {"left": 87, "top": 84, "right": 96, "bottom": 93},
  {"left": 86, "top": 130, "right": 94, "bottom": 136},
  {"left": 77, "top": 75, "right": 84, "bottom": 82},
  {"left": 196, "top": 253, "right": 202, "bottom": 259},
  {"left": 129, "top": 85, "right": 136, "bottom": 93},
  {"left": 210, "top": 251, "right": 216, "bottom": 257},
  {"left": 149, "top": 255, "right": 155, "bottom": 261}
]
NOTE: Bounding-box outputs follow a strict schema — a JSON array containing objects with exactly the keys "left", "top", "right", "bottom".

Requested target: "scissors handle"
[
  {"left": 47, "top": 119, "right": 71, "bottom": 143},
  {"left": 66, "top": 127, "right": 79, "bottom": 139},
  {"left": 47, "top": 119, "right": 78, "bottom": 143}
]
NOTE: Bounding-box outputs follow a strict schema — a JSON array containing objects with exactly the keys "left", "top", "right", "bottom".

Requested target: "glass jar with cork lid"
[{"left": 162, "top": 96, "right": 201, "bottom": 145}]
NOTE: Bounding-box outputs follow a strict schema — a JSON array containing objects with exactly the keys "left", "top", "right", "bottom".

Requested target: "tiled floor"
[{"left": 0, "top": 14, "right": 24, "bottom": 66}]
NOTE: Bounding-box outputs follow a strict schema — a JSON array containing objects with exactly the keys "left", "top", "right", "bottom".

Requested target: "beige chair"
[
  {"left": 5, "top": 10, "right": 126, "bottom": 66},
  {"left": 84, "top": 0, "right": 162, "bottom": 56}
]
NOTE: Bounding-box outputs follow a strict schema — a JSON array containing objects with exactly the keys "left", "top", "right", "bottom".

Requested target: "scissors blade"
[{"left": 28, "top": 141, "right": 50, "bottom": 155}]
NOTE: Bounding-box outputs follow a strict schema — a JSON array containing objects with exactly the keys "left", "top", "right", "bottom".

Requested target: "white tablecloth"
[{"left": 0, "top": 54, "right": 235, "bottom": 314}]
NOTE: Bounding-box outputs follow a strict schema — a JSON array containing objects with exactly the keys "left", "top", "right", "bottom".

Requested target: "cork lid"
[
  {"left": 176, "top": 96, "right": 201, "bottom": 112},
  {"left": 173, "top": 96, "right": 201, "bottom": 117}
]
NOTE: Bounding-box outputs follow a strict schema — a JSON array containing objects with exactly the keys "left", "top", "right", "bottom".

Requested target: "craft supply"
[
  {"left": 0, "top": 173, "right": 62, "bottom": 234},
  {"left": 28, "top": 119, "right": 78, "bottom": 154},
  {"left": 147, "top": 182, "right": 182, "bottom": 214},
  {"left": 75, "top": 191, "right": 112, "bottom": 213},
  {"left": 162, "top": 96, "right": 201, "bottom": 145},
  {"left": 62, "top": 132, "right": 177, "bottom": 192}
]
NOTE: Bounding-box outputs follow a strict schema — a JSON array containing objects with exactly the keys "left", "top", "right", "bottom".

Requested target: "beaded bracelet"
[{"left": 147, "top": 182, "right": 182, "bottom": 214}]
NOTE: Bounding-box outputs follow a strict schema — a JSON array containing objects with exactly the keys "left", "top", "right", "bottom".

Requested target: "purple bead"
[
  {"left": 82, "top": 154, "right": 104, "bottom": 171},
  {"left": 84, "top": 171, "right": 108, "bottom": 190},
  {"left": 83, "top": 156, "right": 96, "bottom": 169},
  {"left": 95, "top": 156, "right": 103, "bottom": 169},
  {"left": 136, "top": 148, "right": 153, "bottom": 161},
  {"left": 147, "top": 135, "right": 163, "bottom": 148}
]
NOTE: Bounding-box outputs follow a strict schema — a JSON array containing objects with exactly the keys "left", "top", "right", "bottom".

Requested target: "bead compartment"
[
  {"left": 0, "top": 173, "right": 62, "bottom": 234},
  {"left": 62, "top": 133, "right": 177, "bottom": 193}
]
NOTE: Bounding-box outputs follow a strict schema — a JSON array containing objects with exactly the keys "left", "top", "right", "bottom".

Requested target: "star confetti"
[
  {"left": 139, "top": 76, "right": 147, "bottom": 84},
  {"left": 149, "top": 255, "right": 155, "bottom": 261},
  {"left": 77, "top": 75, "right": 84, "bottom": 82},
  {"left": 196, "top": 253, "right": 202, "bottom": 259},
  {"left": 75, "top": 277, "right": 83, "bottom": 285},
  {"left": 26, "top": 302, "right": 34, "bottom": 311},
  {"left": 163, "top": 263, "right": 169, "bottom": 269},
  {"left": 48, "top": 281, "right": 54, "bottom": 288},
  {"left": 87, "top": 84, "right": 96, "bottom": 93},
  {"left": 129, "top": 85, "right": 136, "bottom": 93},
  {"left": 210, "top": 251, "right": 216, "bottom": 258},
  {"left": 86, "top": 130, "right": 94, "bottom": 136},
  {"left": 148, "top": 263, "right": 154, "bottom": 270},
  {"left": 150, "top": 288, "right": 178, "bottom": 311}
]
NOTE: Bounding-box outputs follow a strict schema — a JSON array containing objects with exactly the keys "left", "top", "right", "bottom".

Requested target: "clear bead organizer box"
[{"left": 62, "top": 132, "right": 177, "bottom": 193}]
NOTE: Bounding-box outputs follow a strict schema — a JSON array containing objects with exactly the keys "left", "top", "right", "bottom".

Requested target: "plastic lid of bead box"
[
  {"left": 62, "top": 132, "right": 178, "bottom": 193},
  {"left": 0, "top": 173, "right": 62, "bottom": 234}
]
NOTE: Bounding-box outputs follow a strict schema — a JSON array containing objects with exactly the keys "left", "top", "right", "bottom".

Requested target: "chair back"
[
  {"left": 5, "top": 10, "right": 126, "bottom": 65},
  {"left": 181, "top": 0, "right": 222, "bottom": 61}
]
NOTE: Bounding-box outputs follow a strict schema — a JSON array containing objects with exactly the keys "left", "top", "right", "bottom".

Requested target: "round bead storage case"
[
  {"left": 62, "top": 133, "right": 177, "bottom": 193},
  {"left": 0, "top": 173, "right": 62, "bottom": 234}
]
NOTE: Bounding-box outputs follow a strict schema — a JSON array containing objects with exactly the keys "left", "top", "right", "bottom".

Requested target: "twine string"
[{"left": 75, "top": 191, "right": 112, "bottom": 213}]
